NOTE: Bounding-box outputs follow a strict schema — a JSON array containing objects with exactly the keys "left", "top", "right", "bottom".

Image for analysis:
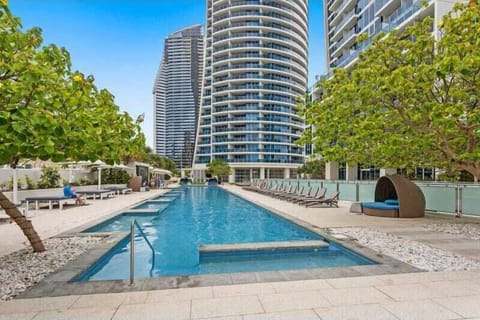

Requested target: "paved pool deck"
[
  {"left": 1, "top": 184, "right": 480, "bottom": 319},
  {"left": 0, "top": 188, "right": 169, "bottom": 257},
  {"left": 224, "top": 185, "right": 480, "bottom": 261},
  {"left": 1, "top": 270, "right": 479, "bottom": 319}
]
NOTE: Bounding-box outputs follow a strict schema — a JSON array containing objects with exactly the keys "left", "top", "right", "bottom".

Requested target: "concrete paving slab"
[
  {"left": 314, "top": 304, "right": 398, "bottom": 320},
  {"left": 33, "top": 307, "right": 117, "bottom": 320},
  {"left": 113, "top": 300, "right": 191, "bottom": 320},
  {"left": 382, "top": 300, "right": 462, "bottom": 320},
  {"left": 0, "top": 313, "right": 37, "bottom": 320},
  {"left": 258, "top": 291, "right": 331, "bottom": 312},
  {"left": 191, "top": 296, "right": 263, "bottom": 319},
  {"left": 243, "top": 310, "right": 320, "bottom": 320},
  {"left": 433, "top": 295, "right": 480, "bottom": 318},
  {"left": 319, "top": 287, "right": 393, "bottom": 306}
]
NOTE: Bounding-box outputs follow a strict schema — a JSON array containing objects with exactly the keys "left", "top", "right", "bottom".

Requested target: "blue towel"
[{"left": 63, "top": 185, "right": 74, "bottom": 198}]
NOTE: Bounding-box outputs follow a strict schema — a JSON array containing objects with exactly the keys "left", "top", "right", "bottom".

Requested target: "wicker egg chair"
[{"left": 363, "top": 175, "right": 425, "bottom": 218}]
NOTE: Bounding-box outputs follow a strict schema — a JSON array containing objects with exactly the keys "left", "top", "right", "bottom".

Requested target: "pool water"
[
  {"left": 77, "top": 187, "right": 374, "bottom": 281},
  {"left": 133, "top": 202, "right": 172, "bottom": 210}
]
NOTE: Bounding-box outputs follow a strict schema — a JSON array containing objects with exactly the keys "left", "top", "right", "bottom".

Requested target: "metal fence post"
[
  {"left": 130, "top": 220, "right": 135, "bottom": 285},
  {"left": 456, "top": 185, "right": 462, "bottom": 218},
  {"left": 356, "top": 182, "right": 359, "bottom": 202}
]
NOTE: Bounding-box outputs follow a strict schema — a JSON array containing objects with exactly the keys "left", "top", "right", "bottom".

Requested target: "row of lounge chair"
[
  {"left": 23, "top": 186, "right": 132, "bottom": 214},
  {"left": 243, "top": 182, "right": 339, "bottom": 208}
]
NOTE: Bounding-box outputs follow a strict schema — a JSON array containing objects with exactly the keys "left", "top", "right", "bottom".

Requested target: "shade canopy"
[
  {"left": 93, "top": 160, "right": 106, "bottom": 166},
  {"left": 152, "top": 168, "right": 172, "bottom": 175},
  {"left": 374, "top": 175, "right": 425, "bottom": 218},
  {"left": 112, "top": 163, "right": 130, "bottom": 169}
]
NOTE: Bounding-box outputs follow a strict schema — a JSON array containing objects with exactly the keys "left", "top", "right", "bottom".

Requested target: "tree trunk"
[{"left": 0, "top": 191, "right": 46, "bottom": 252}]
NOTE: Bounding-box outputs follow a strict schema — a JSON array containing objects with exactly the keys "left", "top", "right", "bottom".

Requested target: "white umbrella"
[
  {"left": 152, "top": 168, "right": 172, "bottom": 175},
  {"left": 68, "top": 165, "right": 74, "bottom": 183},
  {"left": 96, "top": 164, "right": 112, "bottom": 190},
  {"left": 112, "top": 163, "right": 129, "bottom": 169},
  {"left": 76, "top": 160, "right": 92, "bottom": 165},
  {"left": 90, "top": 161, "right": 110, "bottom": 190}
]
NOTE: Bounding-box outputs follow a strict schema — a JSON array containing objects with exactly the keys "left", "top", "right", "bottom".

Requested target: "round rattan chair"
[{"left": 364, "top": 175, "right": 425, "bottom": 218}]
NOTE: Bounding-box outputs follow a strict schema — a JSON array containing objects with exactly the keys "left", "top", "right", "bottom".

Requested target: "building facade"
[
  {"left": 153, "top": 24, "right": 204, "bottom": 169},
  {"left": 192, "top": 0, "right": 309, "bottom": 183},
  {"left": 313, "top": 0, "right": 457, "bottom": 180},
  {"left": 323, "top": 0, "right": 457, "bottom": 76}
]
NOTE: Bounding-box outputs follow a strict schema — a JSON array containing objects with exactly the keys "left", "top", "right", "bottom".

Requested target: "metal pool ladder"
[{"left": 130, "top": 219, "right": 156, "bottom": 285}]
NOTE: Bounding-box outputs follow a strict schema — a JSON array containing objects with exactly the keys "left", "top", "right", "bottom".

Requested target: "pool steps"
[
  {"left": 122, "top": 209, "right": 159, "bottom": 214},
  {"left": 199, "top": 240, "right": 329, "bottom": 254}
]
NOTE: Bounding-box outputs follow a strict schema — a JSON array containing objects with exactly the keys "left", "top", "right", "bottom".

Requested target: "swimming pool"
[{"left": 77, "top": 187, "right": 374, "bottom": 281}]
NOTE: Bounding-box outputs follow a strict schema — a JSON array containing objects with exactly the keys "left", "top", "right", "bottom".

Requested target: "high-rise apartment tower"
[
  {"left": 153, "top": 24, "right": 204, "bottom": 169},
  {"left": 323, "top": 0, "right": 457, "bottom": 76},
  {"left": 192, "top": 0, "right": 309, "bottom": 183},
  {"left": 316, "top": 0, "right": 457, "bottom": 181}
]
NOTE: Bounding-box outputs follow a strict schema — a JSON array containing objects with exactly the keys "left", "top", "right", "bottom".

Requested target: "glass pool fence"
[{"left": 252, "top": 179, "right": 480, "bottom": 216}]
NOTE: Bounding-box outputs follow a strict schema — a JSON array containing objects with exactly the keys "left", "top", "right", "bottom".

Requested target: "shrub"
[
  {"left": 101, "top": 169, "right": 130, "bottom": 184},
  {"left": 75, "top": 176, "right": 91, "bottom": 186},
  {"left": 25, "top": 175, "right": 37, "bottom": 189},
  {"left": 1, "top": 176, "right": 13, "bottom": 191},
  {"left": 17, "top": 177, "right": 26, "bottom": 189},
  {"left": 37, "top": 167, "right": 61, "bottom": 189}
]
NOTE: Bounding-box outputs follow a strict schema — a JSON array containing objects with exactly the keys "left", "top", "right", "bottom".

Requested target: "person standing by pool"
[{"left": 63, "top": 183, "right": 86, "bottom": 205}]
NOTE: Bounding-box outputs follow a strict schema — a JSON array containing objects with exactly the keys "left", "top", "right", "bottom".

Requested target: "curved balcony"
[{"left": 194, "top": 0, "right": 308, "bottom": 167}]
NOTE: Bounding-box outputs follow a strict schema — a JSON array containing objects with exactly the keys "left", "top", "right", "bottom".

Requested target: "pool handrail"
[{"left": 130, "top": 219, "right": 156, "bottom": 285}]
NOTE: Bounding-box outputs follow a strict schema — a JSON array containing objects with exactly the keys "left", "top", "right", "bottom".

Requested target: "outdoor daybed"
[
  {"left": 362, "top": 175, "right": 425, "bottom": 218},
  {"left": 78, "top": 189, "right": 115, "bottom": 200},
  {"left": 25, "top": 195, "right": 71, "bottom": 213}
]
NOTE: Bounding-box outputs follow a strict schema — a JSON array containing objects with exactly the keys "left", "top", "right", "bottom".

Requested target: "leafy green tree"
[
  {"left": 132, "top": 146, "right": 178, "bottom": 175},
  {"left": 298, "top": 159, "right": 325, "bottom": 179},
  {"left": 0, "top": 6, "right": 145, "bottom": 251},
  {"left": 206, "top": 159, "right": 231, "bottom": 179},
  {"left": 301, "top": 2, "right": 480, "bottom": 181}
]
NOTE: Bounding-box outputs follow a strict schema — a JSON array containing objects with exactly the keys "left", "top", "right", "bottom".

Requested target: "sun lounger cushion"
[
  {"left": 25, "top": 196, "right": 70, "bottom": 201},
  {"left": 384, "top": 199, "right": 399, "bottom": 205},
  {"left": 362, "top": 202, "right": 399, "bottom": 210},
  {"left": 362, "top": 202, "right": 399, "bottom": 218}
]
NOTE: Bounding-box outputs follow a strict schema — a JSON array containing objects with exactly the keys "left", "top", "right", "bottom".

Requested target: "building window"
[
  {"left": 234, "top": 169, "right": 251, "bottom": 184},
  {"left": 267, "top": 168, "right": 284, "bottom": 179},
  {"left": 358, "top": 164, "right": 380, "bottom": 181},
  {"left": 338, "top": 163, "right": 346, "bottom": 180}
]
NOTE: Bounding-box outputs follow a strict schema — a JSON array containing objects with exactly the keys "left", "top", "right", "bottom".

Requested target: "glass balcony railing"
[
  {"left": 229, "top": 126, "right": 262, "bottom": 131},
  {"left": 229, "top": 137, "right": 260, "bottom": 142},
  {"left": 228, "top": 148, "right": 261, "bottom": 152},
  {"left": 214, "top": 84, "right": 292, "bottom": 93},
  {"left": 383, "top": 0, "right": 422, "bottom": 32},
  {"left": 213, "top": 74, "right": 304, "bottom": 88},
  {"left": 335, "top": 9, "right": 357, "bottom": 34},
  {"left": 196, "top": 156, "right": 211, "bottom": 164}
]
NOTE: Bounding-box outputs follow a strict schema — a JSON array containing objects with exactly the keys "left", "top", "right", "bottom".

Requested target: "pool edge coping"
[{"left": 17, "top": 186, "right": 422, "bottom": 299}]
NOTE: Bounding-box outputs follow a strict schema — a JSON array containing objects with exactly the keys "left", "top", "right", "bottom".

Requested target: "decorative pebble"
[
  {"left": 0, "top": 236, "right": 104, "bottom": 301},
  {"left": 424, "top": 223, "right": 480, "bottom": 240},
  {"left": 331, "top": 227, "right": 480, "bottom": 272}
]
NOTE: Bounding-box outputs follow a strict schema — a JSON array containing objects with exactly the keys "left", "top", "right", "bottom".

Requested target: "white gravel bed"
[
  {"left": 0, "top": 236, "right": 104, "bottom": 301},
  {"left": 331, "top": 227, "right": 480, "bottom": 272},
  {"left": 423, "top": 223, "right": 480, "bottom": 240}
]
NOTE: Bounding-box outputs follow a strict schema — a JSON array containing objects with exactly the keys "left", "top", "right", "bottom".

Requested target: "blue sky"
[{"left": 9, "top": 0, "right": 326, "bottom": 147}]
